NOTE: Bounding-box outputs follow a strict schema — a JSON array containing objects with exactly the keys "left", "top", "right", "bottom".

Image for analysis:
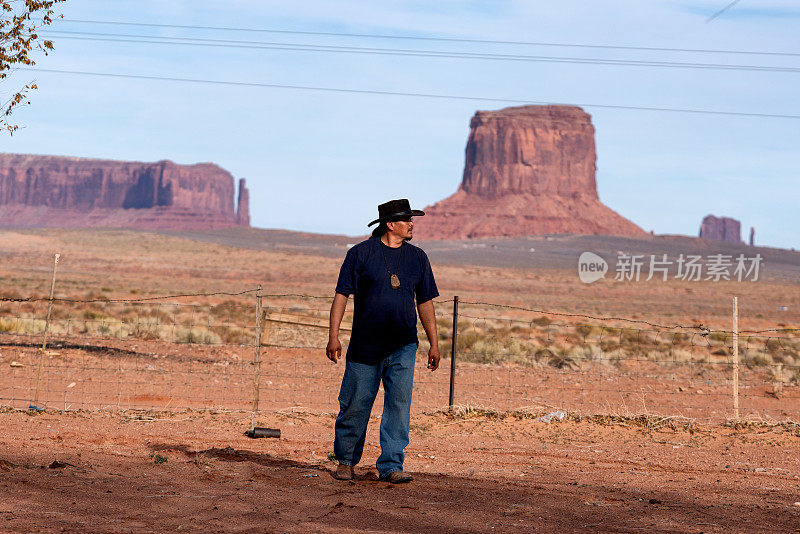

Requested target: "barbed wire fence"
[{"left": 0, "top": 255, "right": 798, "bottom": 423}]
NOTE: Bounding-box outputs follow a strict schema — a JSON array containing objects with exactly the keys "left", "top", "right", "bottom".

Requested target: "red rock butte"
[
  {"left": 699, "top": 214, "right": 742, "bottom": 244},
  {"left": 414, "top": 105, "right": 645, "bottom": 240},
  {"left": 0, "top": 153, "right": 250, "bottom": 230}
]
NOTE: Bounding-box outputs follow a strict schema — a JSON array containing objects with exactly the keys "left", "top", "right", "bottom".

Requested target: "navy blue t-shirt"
[{"left": 335, "top": 237, "right": 439, "bottom": 364}]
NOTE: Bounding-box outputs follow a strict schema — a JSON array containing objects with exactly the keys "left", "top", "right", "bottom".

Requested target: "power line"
[
  {"left": 707, "top": 0, "right": 742, "bottom": 23},
  {"left": 20, "top": 67, "right": 800, "bottom": 120},
  {"left": 54, "top": 18, "right": 800, "bottom": 58},
  {"left": 43, "top": 30, "right": 800, "bottom": 74}
]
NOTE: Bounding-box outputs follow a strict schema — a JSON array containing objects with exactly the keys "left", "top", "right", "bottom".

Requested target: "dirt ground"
[
  {"left": 2, "top": 228, "right": 800, "bottom": 532},
  {"left": 2, "top": 409, "right": 800, "bottom": 533},
  {"left": 2, "top": 335, "right": 797, "bottom": 422}
]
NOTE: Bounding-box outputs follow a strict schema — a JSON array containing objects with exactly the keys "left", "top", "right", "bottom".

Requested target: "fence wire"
[{"left": 0, "top": 289, "right": 797, "bottom": 422}]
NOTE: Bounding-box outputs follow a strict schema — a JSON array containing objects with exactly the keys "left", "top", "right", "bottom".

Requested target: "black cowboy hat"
[{"left": 367, "top": 199, "right": 425, "bottom": 227}]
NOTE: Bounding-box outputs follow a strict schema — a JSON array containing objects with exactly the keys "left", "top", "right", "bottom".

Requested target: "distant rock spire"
[
  {"left": 236, "top": 178, "right": 250, "bottom": 226},
  {"left": 749, "top": 226, "right": 755, "bottom": 246}
]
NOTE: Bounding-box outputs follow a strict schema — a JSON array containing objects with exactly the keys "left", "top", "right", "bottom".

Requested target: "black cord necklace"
[{"left": 379, "top": 238, "right": 404, "bottom": 289}]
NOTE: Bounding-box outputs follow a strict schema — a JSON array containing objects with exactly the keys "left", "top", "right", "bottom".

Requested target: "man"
[{"left": 327, "top": 199, "right": 440, "bottom": 484}]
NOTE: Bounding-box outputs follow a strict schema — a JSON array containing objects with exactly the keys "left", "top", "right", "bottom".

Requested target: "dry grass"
[
  {"left": 435, "top": 404, "right": 800, "bottom": 434},
  {"left": 431, "top": 314, "right": 800, "bottom": 381},
  {"left": 4, "top": 298, "right": 797, "bottom": 382}
]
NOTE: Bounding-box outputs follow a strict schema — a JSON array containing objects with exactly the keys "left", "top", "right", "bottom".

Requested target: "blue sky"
[{"left": 3, "top": 0, "right": 799, "bottom": 249}]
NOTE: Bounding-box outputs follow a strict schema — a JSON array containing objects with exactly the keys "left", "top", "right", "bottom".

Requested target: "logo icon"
[{"left": 578, "top": 252, "right": 608, "bottom": 284}]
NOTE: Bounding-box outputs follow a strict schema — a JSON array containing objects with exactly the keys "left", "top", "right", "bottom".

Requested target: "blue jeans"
[{"left": 334, "top": 342, "right": 417, "bottom": 477}]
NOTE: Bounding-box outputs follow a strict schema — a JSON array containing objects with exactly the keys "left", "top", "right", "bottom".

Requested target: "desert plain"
[{"left": 1, "top": 227, "right": 800, "bottom": 532}]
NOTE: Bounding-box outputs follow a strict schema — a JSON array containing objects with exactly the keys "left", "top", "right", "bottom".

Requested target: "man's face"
[{"left": 387, "top": 217, "right": 413, "bottom": 241}]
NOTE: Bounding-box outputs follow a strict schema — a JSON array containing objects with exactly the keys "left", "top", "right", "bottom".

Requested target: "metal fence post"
[
  {"left": 448, "top": 296, "right": 459, "bottom": 411},
  {"left": 732, "top": 296, "right": 739, "bottom": 420},
  {"left": 32, "top": 253, "right": 60, "bottom": 409},
  {"left": 252, "top": 285, "right": 263, "bottom": 413}
]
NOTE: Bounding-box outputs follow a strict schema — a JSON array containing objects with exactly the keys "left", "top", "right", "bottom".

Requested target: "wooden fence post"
[
  {"left": 32, "top": 253, "right": 60, "bottom": 409},
  {"left": 732, "top": 296, "right": 739, "bottom": 421},
  {"left": 448, "top": 296, "right": 459, "bottom": 411},
  {"left": 252, "top": 285, "right": 263, "bottom": 413}
]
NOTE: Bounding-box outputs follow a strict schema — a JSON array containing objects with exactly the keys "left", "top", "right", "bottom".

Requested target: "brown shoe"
[
  {"left": 381, "top": 470, "right": 413, "bottom": 484},
  {"left": 332, "top": 463, "right": 354, "bottom": 480}
]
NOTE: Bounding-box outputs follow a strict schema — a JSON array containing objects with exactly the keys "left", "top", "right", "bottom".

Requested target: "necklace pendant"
[{"left": 390, "top": 274, "right": 400, "bottom": 290}]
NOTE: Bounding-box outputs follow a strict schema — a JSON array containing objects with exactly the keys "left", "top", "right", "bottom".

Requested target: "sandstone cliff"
[
  {"left": 699, "top": 215, "right": 742, "bottom": 244},
  {"left": 413, "top": 106, "right": 645, "bottom": 240},
  {"left": 0, "top": 154, "right": 250, "bottom": 230}
]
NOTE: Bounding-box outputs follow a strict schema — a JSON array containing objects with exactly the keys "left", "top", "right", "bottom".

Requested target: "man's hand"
[
  {"left": 327, "top": 292, "right": 348, "bottom": 363},
  {"left": 417, "top": 299, "right": 440, "bottom": 371},
  {"left": 327, "top": 337, "right": 342, "bottom": 363},
  {"left": 427, "top": 345, "right": 440, "bottom": 371}
]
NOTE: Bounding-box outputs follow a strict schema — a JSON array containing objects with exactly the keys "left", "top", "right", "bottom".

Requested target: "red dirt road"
[{"left": 2, "top": 409, "right": 800, "bottom": 533}]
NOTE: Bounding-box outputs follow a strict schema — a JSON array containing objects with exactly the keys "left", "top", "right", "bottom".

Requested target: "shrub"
[
  {"left": 0, "top": 317, "right": 21, "bottom": 333},
  {"left": 211, "top": 325, "right": 250, "bottom": 344},
  {"left": 667, "top": 348, "right": 702, "bottom": 364},
  {"left": 546, "top": 349, "right": 579, "bottom": 370},
  {"left": 743, "top": 349, "right": 773, "bottom": 367},
  {"left": 791, "top": 367, "right": 800, "bottom": 385},
  {"left": 463, "top": 336, "right": 538, "bottom": 365},
  {"left": 0, "top": 317, "right": 45, "bottom": 334},
  {"left": 709, "top": 332, "right": 730, "bottom": 344},
  {"left": 574, "top": 325, "right": 592, "bottom": 338},
  {"left": 620, "top": 329, "right": 642, "bottom": 345},
  {"left": 600, "top": 340, "right": 621, "bottom": 352},
  {"left": 130, "top": 317, "right": 162, "bottom": 341},
  {"left": 568, "top": 344, "right": 603, "bottom": 363},
  {"left": 670, "top": 332, "right": 688, "bottom": 344},
  {"left": 531, "top": 316, "right": 552, "bottom": 327},
  {"left": 141, "top": 308, "right": 173, "bottom": 325},
  {"left": 82, "top": 309, "right": 103, "bottom": 320},
  {"left": 174, "top": 327, "right": 222, "bottom": 345},
  {"left": 765, "top": 338, "right": 786, "bottom": 355},
  {"left": 211, "top": 300, "right": 248, "bottom": 321}
]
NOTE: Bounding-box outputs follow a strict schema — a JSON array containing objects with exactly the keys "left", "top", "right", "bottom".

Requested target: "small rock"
[
  {"left": 793, "top": 502, "right": 800, "bottom": 507},
  {"left": 648, "top": 498, "right": 662, "bottom": 505},
  {"left": 536, "top": 410, "right": 567, "bottom": 424},
  {"left": 0, "top": 459, "right": 16, "bottom": 471},
  {"left": 9, "top": 361, "right": 23, "bottom": 368}
]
